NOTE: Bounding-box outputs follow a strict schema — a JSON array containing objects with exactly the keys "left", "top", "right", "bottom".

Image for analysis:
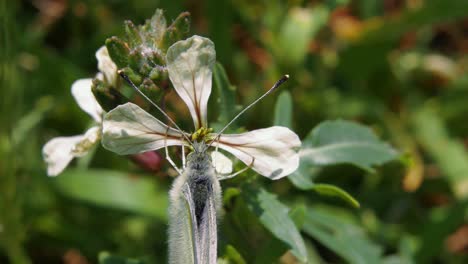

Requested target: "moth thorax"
[{"left": 187, "top": 141, "right": 211, "bottom": 171}]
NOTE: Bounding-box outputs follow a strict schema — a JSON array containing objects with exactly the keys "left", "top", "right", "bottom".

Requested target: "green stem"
[{"left": 0, "top": 0, "right": 30, "bottom": 263}]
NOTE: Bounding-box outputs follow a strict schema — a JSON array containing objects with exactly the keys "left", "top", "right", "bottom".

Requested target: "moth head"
[{"left": 186, "top": 141, "right": 210, "bottom": 165}]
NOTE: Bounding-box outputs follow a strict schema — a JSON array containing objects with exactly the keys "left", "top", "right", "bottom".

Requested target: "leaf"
[
  {"left": 287, "top": 164, "right": 320, "bottom": 190},
  {"left": 220, "top": 245, "right": 247, "bottom": 264},
  {"left": 415, "top": 200, "right": 468, "bottom": 263},
  {"left": 339, "top": 0, "right": 468, "bottom": 81},
  {"left": 312, "top": 184, "right": 360, "bottom": 208},
  {"left": 412, "top": 105, "right": 468, "bottom": 198},
  {"left": 98, "top": 252, "right": 145, "bottom": 264},
  {"left": 273, "top": 90, "right": 293, "bottom": 128},
  {"left": 287, "top": 165, "right": 359, "bottom": 208},
  {"left": 302, "top": 206, "right": 383, "bottom": 264},
  {"left": 213, "top": 62, "right": 236, "bottom": 126},
  {"left": 300, "top": 120, "right": 399, "bottom": 172},
  {"left": 275, "top": 6, "right": 329, "bottom": 66},
  {"left": 243, "top": 187, "right": 308, "bottom": 263},
  {"left": 54, "top": 169, "right": 168, "bottom": 220},
  {"left": 12, "top": 96, "right": 52, "bottom": 146}
]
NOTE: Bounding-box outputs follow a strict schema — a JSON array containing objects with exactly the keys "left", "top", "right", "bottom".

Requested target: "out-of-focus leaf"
[
  {"left": 412, "top": 105, "right": 468, "bottom": 198},
  {"left": 213, "top": 62, "right": 236, "bottom": 126},
  {"left": 415, "top": 200, "right": 468, "bottom": 263},
  {"left": 54, "top": 169, "right": 168, "bottom": 220},
  {"left": 288, "top": 163, "right": 319, "bottom": 189},
  {"left": 382, "top": 255, "right": 414, "bottom": 264},
  {"left": 289, "top": 204, "right": 306, "bottom": 229},
  {"left": 300, "top": 120, "right": 399, "bottom": 172},
  {"left": 273, "top": 90, "right": 293, "bottom": 128},
  {"left": 312, "top": 184, "right": 360, "bottom": 208},
  {"left": 98, "top": 252, "right": 145, "bottom": 264},
  {"left": 288, "top": 166, "right": 360, "bottom": 208},
  {"left": 275, "top": 6, "right": 328, "bottom": 66},
  {"left": 243, "top": 187, "right": 308, "bottom": 263},
  {"left": 324, "top": 0, "right": 350, "bottom": 10},
  {"left": 220, "top": 245, "right": 247, "bottom": 264},
  {"left": 302, "top": 206, "right": 383, "bottom": 264},
  {"left": 339, "top": 0, "right": 468, "bottom": 80},
  {"left": 12, "top": 96, "right": 52, "bottom": 146}
]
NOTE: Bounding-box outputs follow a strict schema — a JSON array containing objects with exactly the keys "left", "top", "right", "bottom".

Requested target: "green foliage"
[
  {"left": 55, "top": 169, "right": 168, "bottom": 220},
  {"left": 301, "top": 120, "right": 399, "bottom": 171},
  {"left": 302, "top": 206, "right": 383, "bottom": 264},
  {"left": 242, "top": 187, "right": 308, "bottom": 263},
  {"left": 212, "top": 62, "right": 237, "bottom": 127},
  {"left": 273, "top": 90, "right": 293, "bottom": 128},
  {"left": 99, "top": 252, "right": 145, "bottom": 264}
]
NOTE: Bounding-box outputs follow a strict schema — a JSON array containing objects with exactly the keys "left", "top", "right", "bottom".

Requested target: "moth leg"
[
  {"left": 218, "top": 157, "right": 255, "bottom": 180},
  {"left": 164, "top": 127, "right": 182, "bottom": 175},
  {"left": 182, "top": 145, "right": 186, "bottom": 169}
]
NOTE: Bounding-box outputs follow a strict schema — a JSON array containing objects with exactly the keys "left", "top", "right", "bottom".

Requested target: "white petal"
[
  {"left": 71, "top": 78, "right": 103, "bottom": 122},
  {"left": 166, "top": 36, "right": 215, "bottom": 129},
  {"left": 71, "top": 126, "right": 101, "bottom": 156},
  {"left": 102, "top": 102, "right": 187, "bottom": 155},
  {"left": 42, "top": 135, "right": 84, "bottom": 176},
  {"left": 96, "top": 46, "right": 118, "bottom": 86},
  {"left": 211, "top": 151, "right": 233, "bottom": 174},
  {"left": 211, "top": 126, "right": 301, "bottom": 179}
]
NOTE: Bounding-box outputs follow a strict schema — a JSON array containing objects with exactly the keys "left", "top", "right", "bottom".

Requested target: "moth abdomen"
[{"left": 189, "top": 174, "right": 213, "bottom": 226}]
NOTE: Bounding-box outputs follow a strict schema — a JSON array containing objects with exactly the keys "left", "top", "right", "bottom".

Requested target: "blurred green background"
[{"left": 1, "top": 0, "right": 468, "bottom": 263}]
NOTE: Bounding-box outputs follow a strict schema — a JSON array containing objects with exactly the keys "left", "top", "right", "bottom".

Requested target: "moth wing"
[
  {"left": 197, "top": 184, "right": 219, "bottom": 264},
  {"left": 102, "top": 102, "right": 187, "bottom": 155},
  {"left": 168, "top": 180, "right": 200, "bottom": 264}
]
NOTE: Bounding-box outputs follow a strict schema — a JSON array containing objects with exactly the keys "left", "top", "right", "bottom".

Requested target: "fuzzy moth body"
[{"left": 168, "top": 142, "right": 222, "bottom": 264}]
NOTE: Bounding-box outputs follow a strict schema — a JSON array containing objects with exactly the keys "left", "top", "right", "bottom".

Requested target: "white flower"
[
  {"left": 42, "top": 47, "right": 116, "bottom": 176},
  {"left": 101, "top": 36, "right": 300, "bottom": 179}
]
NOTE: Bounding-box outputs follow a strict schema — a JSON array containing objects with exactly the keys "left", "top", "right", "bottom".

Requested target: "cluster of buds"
[{"left": 92, "top": 10, "right": 190, "bottom": 113}]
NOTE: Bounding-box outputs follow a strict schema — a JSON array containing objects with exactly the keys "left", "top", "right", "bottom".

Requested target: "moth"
[{"left": 101, "top": 36, "right": 301, "bottom": 264}]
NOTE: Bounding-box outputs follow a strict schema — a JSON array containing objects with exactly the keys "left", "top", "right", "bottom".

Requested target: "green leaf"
[
  {"left": 12, "top": 96, "right": 52, "bottom": 146},
  {"left": 54, "top": 169, "right": 168, "bottom": 220},
  {"left": 302, "top": 206, "right": 383, "bottom": 264},
  {"left": 301, "top": 120, "right": 399, "bottom": 172},
  {"left": 287, "top": 164, "right": 319, "bottom": 190},
  {"left": 221, "top": 245, "right": 247, "bottom": 264},
  {"left": 275, "top": 6, "right": 329, "bottom": 66},
  {"left": 273, "top": 90, "right": 293, "bottom": 128},
  {"left": 338, "top": 0, "right": 468, "bottom": 81},
  {"left": 287, "top": 166, "right": 359, "bottom": 208},
  {"left": 312, "top": 184, "right": 360, "bottom": 208},
  {"left": 412, "top": 105, "right": 468, "bottom": 198},
  {"left": 289, "top": 204, "right": 306, "bottom": 229},
  {"left": 415, "top": 200, "right": 468, "bottom": 263},
  {"left": 243, "top": 187, "right": 308, "bottom": 263},
  {"left": 213, "top": 62, "right": 236, "bottom": 125},
  {"left": 98, "top": 252, "right": 145, "bottom": 264}
]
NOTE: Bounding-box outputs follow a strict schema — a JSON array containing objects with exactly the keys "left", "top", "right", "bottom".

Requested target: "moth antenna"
[
  {"left": 118, "top": 70, "right": 193, "bottom": 145},
  {"left": 208, "top": 74, "right": 289, "bottom": 147}
]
